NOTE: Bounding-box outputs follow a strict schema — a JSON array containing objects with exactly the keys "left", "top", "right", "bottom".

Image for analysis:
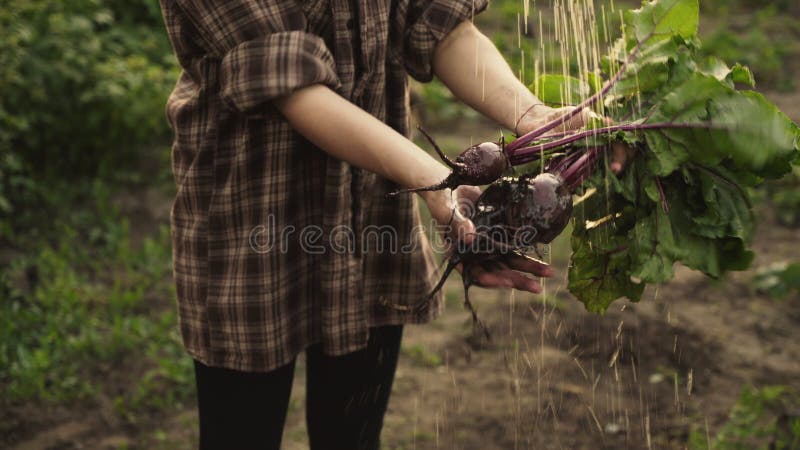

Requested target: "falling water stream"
[{"left": 426, "top": 1, "right": 700, "bottom": 448}]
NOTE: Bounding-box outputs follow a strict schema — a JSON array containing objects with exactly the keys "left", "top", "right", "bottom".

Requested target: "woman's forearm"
[
  {"left": 432, "top": 21, "right": 544, "bottom": 132},
  {"left": 275, "top": 84, "right": 449, "bottom": 190},
  {"left": 274, "top": 84, "right": 473, "bottom": 240}
]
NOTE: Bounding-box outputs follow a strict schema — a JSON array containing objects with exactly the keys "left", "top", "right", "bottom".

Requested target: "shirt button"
[{"left": 346, "top": 18, "right": 355, "bottom": 29}]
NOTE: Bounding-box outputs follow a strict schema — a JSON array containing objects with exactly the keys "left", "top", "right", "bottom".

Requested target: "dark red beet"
[
  {"left": 388, "top": 128, "right": 509, "bottom": 196},
  {"left": 473, "top": 173, "right": 573, "bottom": 245},
  {"left": 452, "top": 141, "right": 508, "bottom": 185}
]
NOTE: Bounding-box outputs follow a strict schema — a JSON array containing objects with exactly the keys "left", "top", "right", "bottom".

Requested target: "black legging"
[{"left": 193, "top": 325, "right": 403, "bottom": 450}]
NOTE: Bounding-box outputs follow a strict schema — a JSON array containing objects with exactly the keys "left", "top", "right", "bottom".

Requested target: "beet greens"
[{"left": 534, "top": 0, "right": 800, "bottom": 312}]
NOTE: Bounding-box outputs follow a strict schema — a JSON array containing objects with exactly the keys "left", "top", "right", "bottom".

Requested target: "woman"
[{"left": 159, "top": 0, "right": 613, "bottom": 448}]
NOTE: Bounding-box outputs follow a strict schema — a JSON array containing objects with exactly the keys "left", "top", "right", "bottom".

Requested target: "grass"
[{"left": 401, "top": 344, "right": 444, "bottom": 368}]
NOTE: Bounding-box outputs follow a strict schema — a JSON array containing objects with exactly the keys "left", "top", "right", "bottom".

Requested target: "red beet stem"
[
  {"left": 506, "top": 44, "right": 642, "bottom": 155},
  {"left": 508, "top": 122, "right": 712, "bottom": 165},
  {"left": 558, "top": 147, "right": 604, "bottom": 192}
]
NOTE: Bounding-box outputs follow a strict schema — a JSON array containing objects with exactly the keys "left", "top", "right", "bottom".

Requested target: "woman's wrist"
[
  {"left": 413, "top": 160, "right": 451, "bottom": 191},
  {"left": 513, "top": 102, "right": 553, "bottom": 135}
]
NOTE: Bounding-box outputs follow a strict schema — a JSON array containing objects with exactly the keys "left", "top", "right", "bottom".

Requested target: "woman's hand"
[
  {"left": 419, "top": 186, "right": 553, "bottom": 294},
  {"left": 515, "top": 105, "right": 597, "bottom": 136},
  {"left": 516, "top": 105, "right": 633, "bottom": 174},
  {"left": 419, "top": 186, "right": 478, "bottom": 246}
]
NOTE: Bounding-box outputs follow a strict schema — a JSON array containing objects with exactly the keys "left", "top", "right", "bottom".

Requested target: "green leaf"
[
  {"left": 698, "top": 58, "right": 756, "bottom": 88},
  {"left": 698, "top": 56, "right": 734, "bottom": 83},
  {"left": 689, "top": 167, "right": 754, "bottom": 241},
  {"left": 660, "top": 168, "right": 753, "bottom": 277},
  {"left": 629, "top": 206, "right": 685, "bottom": 283},
  {"left": 644, "top": 74, "right": 799, "bottom": 178},
  {"left": 607, "top": 38, "right": 678, "bottom": 99},
  {"left": 604, "top": 37, "right": 698, "bottom": 118},
  {"left": 568, "top": 233, "right": 645, "bottom": 313},
  {"left": 728, "top": 64, "right": 755, "bottom": 88},
  {"left": 585, "top": 71, "right": 603, "bottom": 95},
  {"left": 623, "top": 0, "right": 699, "bottom": 49},
  {"left": 665, "top": 189, "right": 754, "bottom": 277},
  {"left": 567, "top": 173, "right": 645, "bottom": 312},
  {"left": 530, "top": 74, "right": 591, "bottom": 106}
]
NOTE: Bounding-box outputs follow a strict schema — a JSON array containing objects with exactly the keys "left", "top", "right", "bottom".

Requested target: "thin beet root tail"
[
  {"left": 418, "top": 126, "right": 461, "bottom": 170},
  {"left": 398, "top": 127, "right": 508, "bottom": 195},
  {"left": 427, "top": 255, "right": 462, "bottom": 300},
  {"left": 387, "top": 126, "right": 470, "bottom": 196},
  {"left": 381, "top": 253, "right": 461, "bottom": 313},
  {"left": 461, "top": 267, "right": 491, "bottom": 341},
  {"left": 384, "top": 255, "right": 461, "bottom": 312},
  {"left": 386, "top": 177, "right": 454, "bottom": 197}
]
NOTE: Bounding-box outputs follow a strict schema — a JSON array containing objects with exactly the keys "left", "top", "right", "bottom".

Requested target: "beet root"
[
  {"left": 472, "top": 173, "right": 573, "bottom": 246},
  {"left": 388, "top": 128, "right": 509, "bottom": 196}
]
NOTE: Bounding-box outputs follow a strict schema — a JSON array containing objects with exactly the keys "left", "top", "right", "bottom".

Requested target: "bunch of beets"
[{"left": 386, "top": 0, "right": 800, "bottom": 334}]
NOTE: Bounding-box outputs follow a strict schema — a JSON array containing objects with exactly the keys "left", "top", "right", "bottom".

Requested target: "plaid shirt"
[{"left": 160, "top": 0, "right": 488, "bottom": 372}]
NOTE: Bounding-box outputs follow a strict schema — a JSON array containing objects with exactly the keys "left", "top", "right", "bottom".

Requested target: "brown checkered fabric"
[{"left": 160, "top": 0, "right": 488, "bottom": 372}]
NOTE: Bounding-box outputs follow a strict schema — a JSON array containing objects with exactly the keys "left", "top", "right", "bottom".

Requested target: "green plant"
[
  {"left": 0, "top": 0, "right": 177, "bottom": 183},
  {"left": 415, "top": 80, "right": 476, "bottom": 124},
  {"left": 527, "top": 0, "right": 799, "bottom": 312},
  {"left": 401, "top": 344, "right": 443, "bottom": 368},
  {"left": 752, "top": 262, "right": 800, "bottom": 300},
  {"left": 689, "top": 386, "right": 800, "bottom": 450},
  {"left": 699, "top": 6, "right": 797, "bottom": 91},
  {"left": 763, "top": 167, "right": 800, "bottom": 227},
  {"left": 0, "top": 212, "right": 191, "bottom": 415},
  {"left": 0, "top": 152, "right": 38, "bottom": 237}
]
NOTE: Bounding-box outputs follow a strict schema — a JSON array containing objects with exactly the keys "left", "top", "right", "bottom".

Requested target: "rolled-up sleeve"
[
  {"left": 404, "top": 0, "right": 489, "bottom": 82},
  {"left": 218, "top": 32, "right": 338, "bottom": 113},
  {"left": 173, "top": 0, "right": 340, "bottom": 114}
]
